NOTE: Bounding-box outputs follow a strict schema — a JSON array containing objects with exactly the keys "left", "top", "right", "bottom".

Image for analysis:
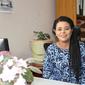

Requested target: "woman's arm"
[
  {"left": 79, "top": 42, "right": 85, "bottom": 84},
  {"left": 43, "top": 47, "right": 54, "bottom": 79}
]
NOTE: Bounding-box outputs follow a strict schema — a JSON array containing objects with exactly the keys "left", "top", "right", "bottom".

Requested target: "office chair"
[
  {"left": 0, "top": 38, "right": 10, "bottom": 51},
  {"left": 0, "top": 38, "right": 11, "bottom": 56},
  {"left": 43, "top": 42, "right": 52, "bottom": 51}
]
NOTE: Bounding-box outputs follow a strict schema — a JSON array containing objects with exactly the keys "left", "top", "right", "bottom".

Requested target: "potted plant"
[
  {"left": 31, "top": 31, "right": 52, "bottom": 62},
  {"left": 33, "top": 31, "right": 50, "bottom": 40},
  {"left": 0, "top": 55, "right": 42, "bottom": 85}
]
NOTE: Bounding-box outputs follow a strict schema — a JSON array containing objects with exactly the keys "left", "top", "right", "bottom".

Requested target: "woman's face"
[{"left": 54, "top": 21, "right": 73, "bottom": 42}]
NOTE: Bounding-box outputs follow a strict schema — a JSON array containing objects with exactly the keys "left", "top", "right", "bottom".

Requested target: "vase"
[{"left": 31, "top": 39, "right": 52, "bottom": 62}]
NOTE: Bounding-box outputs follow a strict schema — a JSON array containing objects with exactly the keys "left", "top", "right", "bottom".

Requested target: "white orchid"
[
  {"left": 0, "top": 55, "right": 42, "bottom": 85},
  {"left": 0, "top": 55, "right": 4, "bottom": 62}
]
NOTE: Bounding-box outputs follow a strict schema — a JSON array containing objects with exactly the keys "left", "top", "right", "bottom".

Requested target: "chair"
[
  {"left": 43, "top": 43, "right": 52, "bottom": 51},
  {"left": 0, "top": 38, "right": 10, "bottom": 51}
]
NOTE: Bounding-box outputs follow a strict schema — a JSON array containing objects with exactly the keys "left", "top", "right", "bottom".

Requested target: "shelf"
[
  {"left": 77, "top": 15, "right": 85, "bottom": 20},
  {"left": 77, "top": 15, "right": 85, "bottom": 41}
]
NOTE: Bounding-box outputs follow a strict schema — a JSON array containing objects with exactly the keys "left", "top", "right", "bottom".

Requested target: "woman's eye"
[
  {"left": 57, "top": 28, "right": 62, "bottom": 31},
  {"left": 65, "top": 27, "right": 69, "bottom": 30},
  {"left": 56, "top": 26, "right": 71, "bottom": 31},
  {"left": 65, "top": 27, "right": 71, "bottom": 30}
]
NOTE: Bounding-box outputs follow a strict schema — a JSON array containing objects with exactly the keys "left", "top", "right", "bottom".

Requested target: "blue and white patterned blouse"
[{"left": 43, "top": 42, "right": 85, "bottom": 85}]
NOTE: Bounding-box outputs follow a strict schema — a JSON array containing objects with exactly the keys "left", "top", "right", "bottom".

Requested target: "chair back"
[
  {"left": 0, "top": 38, "right": 10, "bottom": 51},
  {"left": 44, "top": 43, "right": 52, "bottom": 51}
]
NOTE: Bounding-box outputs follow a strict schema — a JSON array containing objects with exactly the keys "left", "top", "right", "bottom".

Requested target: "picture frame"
[{"left": 0, "top": 0, "right": 13, "bottom": 12}]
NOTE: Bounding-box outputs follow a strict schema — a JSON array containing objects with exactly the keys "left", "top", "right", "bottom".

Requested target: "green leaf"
[
  {"left": 33, "top": 31, "right": 50, "bottom": 40},
  {"left": 22, "top": 68, "right": 34, "bottom": 83},
  {"left": 0, "top": 65, "right": 3, "bottom": 74},
  {"left": 28, "top": 66, "right": 42, "bottom": 74}
]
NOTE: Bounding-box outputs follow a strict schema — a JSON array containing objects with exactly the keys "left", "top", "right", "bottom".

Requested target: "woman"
[{"left": 43, "top": 16, "right": 85, "bottom": 84}]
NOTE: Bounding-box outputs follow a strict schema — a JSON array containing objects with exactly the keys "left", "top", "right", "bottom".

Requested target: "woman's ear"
[{"left": 52, "top": 29, "right": 56, "bottom": 35}]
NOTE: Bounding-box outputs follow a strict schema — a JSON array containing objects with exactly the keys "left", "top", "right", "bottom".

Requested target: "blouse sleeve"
[
  {"left": 79, "top": 42, "right": 85, "bottom": 85},
  {"left": 43, "top": 46, "right": 54, "bottom": 79}
]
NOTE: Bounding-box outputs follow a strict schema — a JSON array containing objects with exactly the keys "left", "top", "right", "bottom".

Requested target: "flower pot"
[{"left": 31, "top": 39, "right": 52, "bottom": 62}]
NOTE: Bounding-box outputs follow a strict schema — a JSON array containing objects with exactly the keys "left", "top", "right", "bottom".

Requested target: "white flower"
[
  {"left": 14, "top": 75, "right": 26, "bottom": 85},
  {"left": 6, "top": 59, "right": 14, "bottom": 67},
  {"left": 0, "top": 56, "right": 29, "bottom": 84},
  {"left": 17, "top": 58, "right": 27, "bottom": 68},
  {"left": 0, "top": 55, "right": 4, "bottom": 62},
  {"left": 0, "top": 55, "right": 42, "bottom": 85},
  {"left": 0, "top": 65, "right": 15, "bottom": 82},
  {"left": 0, "top": 65, "right": 17, "bottom": 81},
  {"left": 13, "top": 57, "right": 18, "bottom": 61}
]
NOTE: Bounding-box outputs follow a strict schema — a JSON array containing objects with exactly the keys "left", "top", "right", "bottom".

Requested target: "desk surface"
[{"left": 31, "top": 77, "right": 79, "bottom": 85}]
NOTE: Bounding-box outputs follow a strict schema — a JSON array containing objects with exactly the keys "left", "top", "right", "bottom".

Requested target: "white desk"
[{"left": 31, "top": 77, "right": 79, "bottom": 85}]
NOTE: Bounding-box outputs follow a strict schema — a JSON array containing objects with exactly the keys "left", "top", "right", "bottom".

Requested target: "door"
[{"left": 56, "top": 0, "right": 77, "bottom": 25}]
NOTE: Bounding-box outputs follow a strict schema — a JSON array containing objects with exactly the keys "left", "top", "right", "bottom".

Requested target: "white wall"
[{"left": 0, "top": 0, "right": 55, "bottom": 58}]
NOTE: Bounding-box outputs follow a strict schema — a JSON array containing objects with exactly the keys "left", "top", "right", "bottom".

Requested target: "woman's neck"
[{"left": 56, "top": 41, "right": 70, "bottom": 49}]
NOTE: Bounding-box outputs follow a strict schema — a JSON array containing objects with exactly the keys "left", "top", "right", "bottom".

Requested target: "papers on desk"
[{"left": 31, "top": 77, "right": 79, "bottom": 85}]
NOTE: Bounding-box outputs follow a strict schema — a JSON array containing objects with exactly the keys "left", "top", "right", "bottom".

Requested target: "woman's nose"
[{"left": 61, "top": 29, "right": 65, "bottom": 33}]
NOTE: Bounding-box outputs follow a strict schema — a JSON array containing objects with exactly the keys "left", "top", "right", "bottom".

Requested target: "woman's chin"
[{"left": 58, "top": 38, "right": 70, "bottom": 42}]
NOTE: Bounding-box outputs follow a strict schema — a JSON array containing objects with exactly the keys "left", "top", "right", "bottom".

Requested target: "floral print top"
[{"left": 43, "top": 42, "right": 85, "bottom": 85}]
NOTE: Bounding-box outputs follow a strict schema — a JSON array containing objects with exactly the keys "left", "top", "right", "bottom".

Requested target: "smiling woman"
[{"left": 43, "top": 16, "right": 85, "bottom": 85}]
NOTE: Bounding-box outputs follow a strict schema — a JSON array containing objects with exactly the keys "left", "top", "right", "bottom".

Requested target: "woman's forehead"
[{"left": 56, "top": 21, "right": 70, "bottom": 27}]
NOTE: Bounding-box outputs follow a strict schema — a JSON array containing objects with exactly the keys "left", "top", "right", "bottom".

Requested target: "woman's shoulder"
[
  {"left": 46, "top": 43, "right": 57, "bottom": 51},
  {"left": 47, "top": 43, "right": 56, "bottom": 48}
]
